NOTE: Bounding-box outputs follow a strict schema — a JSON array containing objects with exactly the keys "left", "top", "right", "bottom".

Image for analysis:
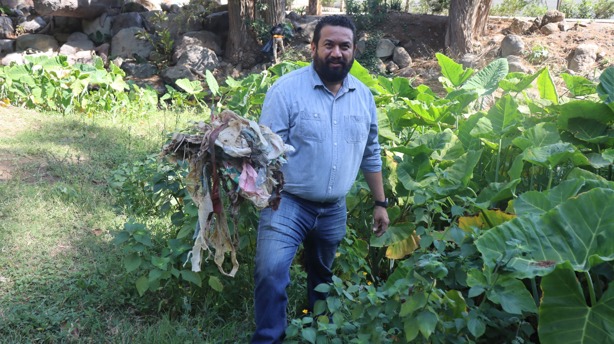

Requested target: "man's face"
[{"left": 311, "top": 25, "right": 355, "bottom": 83}]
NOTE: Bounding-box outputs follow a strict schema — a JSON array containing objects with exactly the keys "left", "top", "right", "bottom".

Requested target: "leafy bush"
[
  {"left": 490, "top": 0, "right": 547, "bottom": 17},
  {"left": 560, "top": 0, "right": 614, "bottom": 19},
  {"left": 284, "top": 59, "right": 614, "bottom": 343},
  {"left": 0, "top": 55, "right": 159, "bottom": 116}
]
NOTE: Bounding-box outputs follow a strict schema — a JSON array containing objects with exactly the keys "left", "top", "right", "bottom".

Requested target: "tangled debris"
[{"left": 161, "top": 110, "right": 294, "bottom": 277}]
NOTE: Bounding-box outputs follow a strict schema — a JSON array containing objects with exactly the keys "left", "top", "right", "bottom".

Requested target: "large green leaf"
[
  {"left": 536, "top": 67, "right": 559, "bottom": 104},
  {"left": 567, "top": 117, "right": 614, "bottom": 145},
  {"left": 462, "top": 58, "right": 509, "bottom": 97},
  {"left": 205, "top": 70, "right": 219, "bottom": 96},
  {"left": 556, "top": 100, "right": 614, "bottom": 130},
  {"left": 467, "top": 269, "right": 537, "bottom": 315},
  {"left": 523, "top": 142, "right": 577, "bottom": 168},
  {"left": 561, "top": 73, "right": 597, "bottom": 97},
  {"left": 512, "top": 122, "right": 560, "bottom": 150},
  {"left": 176, "top": 78, "right": 203, "bottom": 95},
  {"left": 471, "top": 95, "right": 521, "bottom": 140},
  {"left": 512, "top": 179, "right": 585, "bottom": 216},
  {"left": 439, "top": 149, "right": 482, "bottom": 187},
  {"left": 596, "top": 66, "right": 614, "bottom": 111},
  {"left": 350, "top": 60, "right": 387, "bottom": 95},
  {"left": 513, "top": 122, "right": 588, "bottom": 168},
  {"left": 404, "top": 98, "right": 457, "bottom": 125},
  {"left": 499, "top": 69, "right": 543, "bottom": 93},
  {"left": 538, "top": 261, "right": 614, "bottom": 344},
  {"left": 124, "top": 253, "right": 142, "bottom": 273},
  {"left": 476, "top": 188, "right": 614, "bottom": 279},
  {"left": 436, "top": 53, "right": 474, "bottom": 87}
]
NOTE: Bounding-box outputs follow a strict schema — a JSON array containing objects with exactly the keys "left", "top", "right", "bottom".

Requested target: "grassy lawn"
[{"left": 0, "top": 107, "right": 257, "bottom": 343}]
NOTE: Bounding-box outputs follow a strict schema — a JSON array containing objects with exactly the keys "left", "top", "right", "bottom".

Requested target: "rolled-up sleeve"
[
  {"left": 260, "top": 83, "right": 289, "bottom": 142},
  {"left": 360, "top": 93, "right": 382, "bottom": 173}
]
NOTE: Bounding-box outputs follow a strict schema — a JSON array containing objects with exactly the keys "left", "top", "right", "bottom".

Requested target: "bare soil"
[{"left": 376, "top": 12, "right": 614, "bottom": 87}]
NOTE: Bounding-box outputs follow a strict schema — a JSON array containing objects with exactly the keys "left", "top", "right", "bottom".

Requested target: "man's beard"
[{"left": 313, "top": 54, "right": 354, "bottom": 83}]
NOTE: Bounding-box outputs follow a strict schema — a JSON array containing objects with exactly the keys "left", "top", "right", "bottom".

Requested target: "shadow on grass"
[{"left": 0, "top": 114, "right": 256, "bottom": 343}]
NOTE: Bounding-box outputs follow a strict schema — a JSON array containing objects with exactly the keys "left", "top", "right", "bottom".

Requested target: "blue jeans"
[{"left": 251, "top": 192, "right": 347, "bottom": 344}]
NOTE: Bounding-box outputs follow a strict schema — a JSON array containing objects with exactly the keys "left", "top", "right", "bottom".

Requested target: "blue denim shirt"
[{"left": 259, "top": 64, "right": 382, "bottom": 202}]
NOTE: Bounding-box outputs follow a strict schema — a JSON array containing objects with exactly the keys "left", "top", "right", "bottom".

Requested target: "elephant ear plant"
[{"left": 476, "top": 175, "right": 614, "bottom": 344}]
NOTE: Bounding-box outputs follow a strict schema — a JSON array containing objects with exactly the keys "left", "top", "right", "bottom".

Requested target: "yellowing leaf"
[
  {"left": 386, "top": 232, "right": 420, "bottom": 259},
  {"left": 458, "top": 209, "right": 515, "bottom": 233}
]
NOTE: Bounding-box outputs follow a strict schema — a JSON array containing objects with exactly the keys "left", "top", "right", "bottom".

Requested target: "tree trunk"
[
  {"left": 473, "top": 0, "right": 492, "bottom": 37},
  {"left": 445, "top": 0, "right": 482, "bottom": 57},
  {"left": 225, "top": 0, "right": 260, "bottom": 68},
  {"left": 308, "top": 0, "right": 321, "bottom": 15},
  {"left": 261, "top": 0, "right": 286, "bottom": 26}
]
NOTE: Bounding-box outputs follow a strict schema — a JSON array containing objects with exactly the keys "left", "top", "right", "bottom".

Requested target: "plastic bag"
[{"left": 261, "top": 38, "right": 273, "bottom": 54}]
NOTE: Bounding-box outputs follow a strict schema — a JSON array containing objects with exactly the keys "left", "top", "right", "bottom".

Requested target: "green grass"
[{"left": 0, "top": 107, "right": 260, "bottom": 343}]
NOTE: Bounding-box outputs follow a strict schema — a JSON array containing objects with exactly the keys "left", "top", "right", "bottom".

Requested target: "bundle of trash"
[{"left": 161, "top": 110, "right": 294, "bottom": 277}]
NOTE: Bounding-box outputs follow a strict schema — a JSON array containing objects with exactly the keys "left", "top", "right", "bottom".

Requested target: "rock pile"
[
  {"left": 0, "top": 0, "right": 240, "bottom": 93},
  {"left": 497, "top": 10, "right": 606, "bottom": 74}
]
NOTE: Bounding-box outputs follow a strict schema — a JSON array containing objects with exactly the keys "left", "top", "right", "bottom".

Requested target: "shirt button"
[
  {"left": 334, "top": 142, "right": 337, "bottom": 146},
  {"left": 333, "top": 166, "right": 337, "bottom": 170},
  {"left": 333, "top": 121, "right": 337, "bottom": 125}
]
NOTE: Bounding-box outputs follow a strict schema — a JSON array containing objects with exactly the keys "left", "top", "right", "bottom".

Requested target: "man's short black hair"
[{"left": 312, "top": 15, "right": 357, "bottom": 46}]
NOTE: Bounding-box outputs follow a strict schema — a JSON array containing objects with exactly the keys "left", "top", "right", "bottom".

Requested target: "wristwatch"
[{"left": 374, "top": 198, "right": 388, "bottom": 208}]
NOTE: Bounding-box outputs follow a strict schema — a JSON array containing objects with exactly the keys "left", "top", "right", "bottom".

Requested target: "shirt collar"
[{"left": 309, "top": 63, "right": 356, "bottom": 93}]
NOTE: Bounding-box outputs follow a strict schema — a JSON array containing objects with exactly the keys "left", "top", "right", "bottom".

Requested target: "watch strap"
[{"left": 374, "top": 199, "right": 388, "bottom": 208}]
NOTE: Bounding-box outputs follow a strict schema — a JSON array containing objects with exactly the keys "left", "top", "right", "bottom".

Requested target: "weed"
[{"left": 526, "top": 44, "right": 550, "bottom": 65}]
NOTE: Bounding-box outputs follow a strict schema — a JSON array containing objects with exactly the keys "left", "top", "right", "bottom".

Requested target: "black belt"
[{"left": 282, "top": 191, "right": 341, "bottom": 207}]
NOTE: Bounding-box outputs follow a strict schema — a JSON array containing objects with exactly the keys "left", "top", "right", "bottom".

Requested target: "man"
[
  {"left": 270, "top": 23, "right": 285, "bottom": 64},
  {"left": 253, "top": 15, "right": 389, "bottom": 343}
]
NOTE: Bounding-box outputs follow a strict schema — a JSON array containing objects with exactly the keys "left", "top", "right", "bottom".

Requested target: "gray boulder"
[
  {"left": 385, "top": 60, "right": 399, "bottom": 73},
  {"left": 15, "top": 33, "right": 58, "bottom": 52},
  {"left": 541, "top": 10, "right": 565, "bottom": 27},
  {"left": 175, "top": 45, "right": 218, "bottom": 75},
  {"left": 0, "top": 16, "right": 14, "bottom": 39},
  {"left": 161, "top": 64, "right": 195, "bottom": 85},
  {"left": 568, "top": 43, "right": 599, "bottom": 73},
  {"left": 112, "top": 12, "right": 144, "bottom": 37},
  {"left": 508, "top": 18, "right": 532, "bottom": 35},
  {"left": 121, "top": 61, "right": 158, "bottom": 78},
  {"left": 122, "top": 0, "right": 162, "bottom": 12},
  {"left": 110, "top": 27, "right": 153, "bottom": 59},
  {"left": 17, "top": 17, "right": 48, "bottom": 34},
  {"left": 375, "top": 38, "right": 395, "bottom": 58},
  {"left": 0, "top": 39, "right": 15, "bottom": 55},
  {"left": 82, "top": 13, "right": 113, "bottom": 44},
  {"left": 172, "top": 30, "right": 222, "bottom": 64},
  {"left": 501, "top": 34, "right": 524, "bottom": 57},
  {"left": 540, "top": 23, "right": 560, "bottom": 35},
  {"left": 392, "top": 46, "right": 412, "bottom": 69},
  {"left": 33, "top": 0, "right": 122, "bottom": 18},
  {"left": 59, "top": 32, "right": 94, "bottom": 61}
]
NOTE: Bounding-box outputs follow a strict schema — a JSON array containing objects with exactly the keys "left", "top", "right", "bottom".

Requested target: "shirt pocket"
[
  {"left": 345, "top": 115, "right": 368, "bottom": 143},
  {"left": 298, "top": 111, "right": 324, "bottom": 142}
]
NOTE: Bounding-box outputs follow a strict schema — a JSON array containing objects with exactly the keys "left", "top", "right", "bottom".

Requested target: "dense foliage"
[{"left": 3, "top": 55, "right": 613, "bottom": 343}]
